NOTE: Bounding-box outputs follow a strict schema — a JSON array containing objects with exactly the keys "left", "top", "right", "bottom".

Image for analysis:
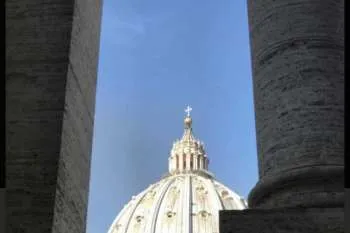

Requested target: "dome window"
[
  {"left": 166, "top": 211, "right": 176, "bottom": 218},
  {"left": 135, "top": 215, "right": 144, "bottom": 223},
  {"left": 198, "top": 210, "right": 210, "bottom": 218},
  {"left": 221, "top": 190, "right": 229, "bottom": 198}
]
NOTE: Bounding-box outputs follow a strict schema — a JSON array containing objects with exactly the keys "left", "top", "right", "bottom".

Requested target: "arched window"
[
  {"left": 190, "top": 154, "right": 193, "bottom": 169},
  {"left": 183, "top": 154, "right": 186, "bottom": 169},
  {"left": 176, "top": 154, "right": 179, "bottom": 169}
]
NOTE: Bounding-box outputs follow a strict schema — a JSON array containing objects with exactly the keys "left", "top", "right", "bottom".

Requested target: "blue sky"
[{"left": 86, "top": 1, "right": 258, "bottom": 232}]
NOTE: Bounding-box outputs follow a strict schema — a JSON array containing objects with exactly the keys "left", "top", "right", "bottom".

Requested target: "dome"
[
  {"left": 107, "top": 106, "right": 247, "bottom": 233},
  {"left": 107, "top": 173, "right": 246, "bottom": 233}
]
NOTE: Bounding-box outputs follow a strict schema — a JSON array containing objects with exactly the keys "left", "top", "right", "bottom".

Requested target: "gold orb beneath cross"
[{"left": 184, "top": 116, "right": 192, "bottom": 128}]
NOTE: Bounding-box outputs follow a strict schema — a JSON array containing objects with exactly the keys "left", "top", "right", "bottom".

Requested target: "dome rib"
[
  {"left": 123, "top": 186, "right": 156, "bottom": 233},
  {"left": 182, "top": 175, "right": 191, "bottom": 233},
  {"left": 148, "top": 178, "right": 175, "bottom": 233},
  {"left": 208, "top": 178, "right": 225, "bottom": 210},
  {"left": 108, "top": 187, "right": 151, "bottom": 233},
  {"left": 188, "top": 176, "right": 193, "bottom": 233},
  {"left": 154, "top": 176, "right": 185, "bottom": 233}
]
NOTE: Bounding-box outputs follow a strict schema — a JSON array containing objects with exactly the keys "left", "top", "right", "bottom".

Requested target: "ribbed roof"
[{"left": 107, "top": 173, "right": 247, "bottom": 233}]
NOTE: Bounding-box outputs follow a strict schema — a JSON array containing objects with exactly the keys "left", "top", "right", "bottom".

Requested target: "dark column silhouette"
[
  {"left": 220, "top": 0, "right": 344, "bottom": 232},
  {"left": 6, "top": 1, "right": 103, "bottom": 232},
  {"left": 247, "top": 0, "right": 344, "bottom": 208}
]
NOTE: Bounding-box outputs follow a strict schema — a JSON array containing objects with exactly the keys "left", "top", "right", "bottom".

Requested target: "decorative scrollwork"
[
  {"left": 198, "top": 210, "right": 211, "bottom": 218},
  {"left": 166, "top": 210, "right": 176, "bottom": 218},
  {"left": 135, "top": 215, "right": 144, "bottom": 223}
]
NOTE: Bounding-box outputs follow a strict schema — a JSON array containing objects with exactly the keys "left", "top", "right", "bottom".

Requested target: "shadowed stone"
[
  {"left": 220, "top": 0, "right": 344, "bottom": 232},
  {"left": 220, "top": 208, "right": 344, "bottom": 233},
  {"left": 247, "top": 0, "right": 344, "bottom": 208},
  {"left": 6, "top": 1, "right": 103, "bottom": 232}
]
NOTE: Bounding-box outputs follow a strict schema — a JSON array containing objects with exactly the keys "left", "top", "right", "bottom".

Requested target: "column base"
[
  {"left": 248, "top": 165, "right": 344, "bottom": 208},
  {"left": 220, "top": 207, "right": 344, "bottom": 233}
]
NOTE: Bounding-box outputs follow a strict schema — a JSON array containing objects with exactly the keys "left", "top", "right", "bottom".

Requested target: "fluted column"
[
  {"left": 186, "top": 153, "right": 191, "bottom": 170},
  {"left": 169, "top": 156, "right": 175, "bottom": 172},
  {"left": 193, "top": 154, "right": 198, "bottom": 169},
  {"left": 199, "top": 157, "right": 203, "bottom": 170},
  {"left": 179, "top": 154, "right": 184, "bottom": 171},
  {"left": 247, "top": 0, "right": 344, "bottom": 208}
]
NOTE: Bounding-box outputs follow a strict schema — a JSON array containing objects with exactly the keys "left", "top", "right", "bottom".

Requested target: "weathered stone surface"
[
  {"left": 6, "top": 1, "right": 102, "bottom": 232},
  {"left": 247, "top": 0, "right": 344, "bottom": 208},
  {"left": 345, "top": 189, "right": 350, "bottom": 232},
  {"left": 0, "top": 190, "right": 5, "bottom": 233},
  {"left": 220, "top": 208, "right": 344, "bottom": 233}
]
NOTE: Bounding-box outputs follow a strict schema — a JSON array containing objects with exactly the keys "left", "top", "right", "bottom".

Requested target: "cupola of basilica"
[{"left": 168, "top": 106, "right": 209, "bottom": 173}]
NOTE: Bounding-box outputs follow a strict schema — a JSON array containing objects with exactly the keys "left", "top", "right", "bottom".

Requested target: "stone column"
[
  {"left": 176, "top": 154, "right": 179, "bottom": 170},
  {"left": 193, "top": 154, "right": 198, "bottom": 169},
  {"left": 6, "top": 1, "right": 102, "bottom": 232},
  {"left": 168, "top": 157, "right": 173, "bottom": 172},
  {"left": 199, "top": 156, "right": 203, "bottom": 170},
  {"left": 220, "top": 1, "right": 344, "bottom": 232},
  {"left": 247, "top": 0, "right": 344, "bottom": 208},
  {"left": 186, "top": 153, "right": 191, "bottom": 170},
  {"left": 179, "top": 154, "right": 184, "bottom": 171}
]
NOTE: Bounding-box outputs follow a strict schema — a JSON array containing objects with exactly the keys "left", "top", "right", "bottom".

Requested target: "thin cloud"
[{"left": 101, "top": 11, "right": 146, "bottom": 47}]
